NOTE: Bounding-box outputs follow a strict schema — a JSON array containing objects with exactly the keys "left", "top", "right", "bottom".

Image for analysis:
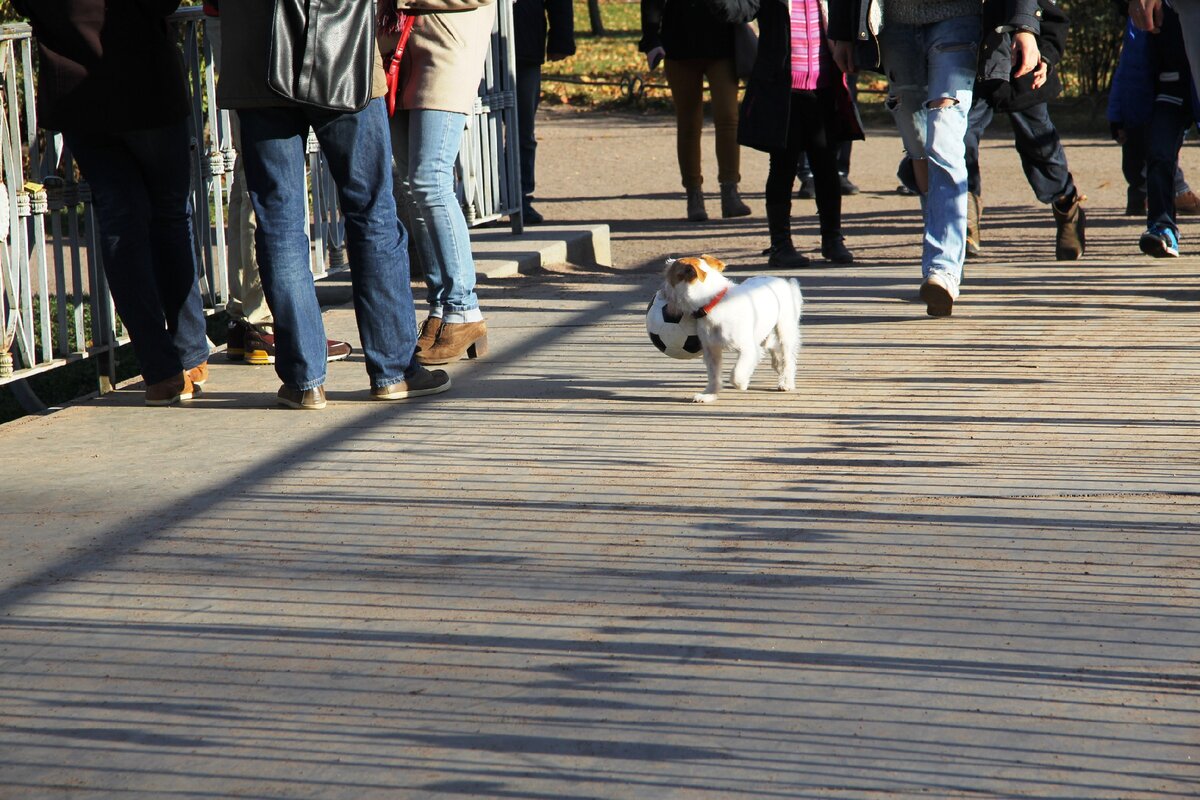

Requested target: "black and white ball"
[{"left": 645, "top": 291, "right": 702, "bottom": 359}]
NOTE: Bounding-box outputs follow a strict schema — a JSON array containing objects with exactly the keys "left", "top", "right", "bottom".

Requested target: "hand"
[
  {"left": 646, "top": 46, "right": 665, "bottom": 70},
  {"left": 829, "top": 40, "right": 856, "bottom": 75},
  {"left": 1031, "top": 59, "right": 1048, "bottom": 90},
  {"left": 546, "top": 52, "right": 570, "bottom": 62},
  {"left": 1129, "top": 0, "right": 1163, "bottom": 32},
  {"left": 1011, "top": 31, "right": 1040, "bottom": 80}
]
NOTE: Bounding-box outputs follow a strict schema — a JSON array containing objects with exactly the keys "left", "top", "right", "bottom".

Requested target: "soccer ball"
[{"left": 645, "top": 291, "right": 703, "bottom": 359}]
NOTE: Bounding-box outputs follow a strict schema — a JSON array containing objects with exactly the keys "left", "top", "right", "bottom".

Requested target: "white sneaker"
[{"left": 920, "top": 272, "right": 959, "bottom": 317}]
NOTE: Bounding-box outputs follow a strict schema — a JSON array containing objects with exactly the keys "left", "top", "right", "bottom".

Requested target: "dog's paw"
[
  {"left": 692, "top": 393, "right": 718, "bottom": 404},
  {"left": 776, "top": 380, "right": 795, "bottom": 392},
  {"left": 732, "top": 379, "right": 750, "bottom": 391}
]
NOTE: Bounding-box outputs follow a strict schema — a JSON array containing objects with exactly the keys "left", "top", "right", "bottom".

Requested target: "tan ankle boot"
[
  {"left": 416, "top": 316, "right": 443, "bottom": 354},
  {"left": 720, "top": 182, "right": 751, "bottom": 218},
  {"left": 686, "top": 187, "right": 708, "bottom": 222},
  {"left": 416, "top": 320, "right": 488, "bottom": 365}
]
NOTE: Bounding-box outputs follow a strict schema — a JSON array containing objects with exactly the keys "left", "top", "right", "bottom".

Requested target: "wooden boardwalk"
[{"left": 0, "top": 118, "right": 1197, "bottom": 798}]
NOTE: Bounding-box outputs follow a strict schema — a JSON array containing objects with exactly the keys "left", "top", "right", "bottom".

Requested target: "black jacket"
[
  {"left": 514, "top": 0, "right": 576, "bottom": 66},
  {"left": 640, "top": 0, "right": 735, "bottom": 59},
  {"left": 976, "top": 0, "right": 1069, "bottom": 111},
  {"left": 702, "top": 0, "right": 864, "bottom": 152},
  {"left": 12, "top": 0, "right": 190, "bottom": 134}
]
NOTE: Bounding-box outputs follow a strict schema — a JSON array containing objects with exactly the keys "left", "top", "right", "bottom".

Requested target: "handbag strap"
[{"left": 385, "top": 14, "right": 417, "bottom": 117}]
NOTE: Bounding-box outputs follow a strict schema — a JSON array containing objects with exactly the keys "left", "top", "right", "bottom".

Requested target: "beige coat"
[{"left": 379, "top": 0, "right": 498, "bottom": 115}]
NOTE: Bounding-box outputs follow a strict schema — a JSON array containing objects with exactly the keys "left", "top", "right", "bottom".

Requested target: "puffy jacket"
[{"left": 1109, "top": 6, "right": 1200, "bottom": 126}]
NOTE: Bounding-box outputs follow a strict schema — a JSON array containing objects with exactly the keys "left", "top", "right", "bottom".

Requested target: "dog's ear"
[
  {"left": 666, "top": 258, "right": 703, "bottom": 285},
  {"left": 700, "top": 254, "right": 726, "bottom": 272}
]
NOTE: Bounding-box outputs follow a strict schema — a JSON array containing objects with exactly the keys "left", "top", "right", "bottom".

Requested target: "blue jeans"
[
  {"left": 880, "top": 15, "right": 980, "bottom": 284},
  {"left": 390, "top": 109, "right": 480, "bottom": 321},
  {"left": 238, "top": 99, "right": 418, "bottom": 390},
  {"left": 1146, "top": 99, "right": 1194, "bottom": 236},
  {"left": 965, "top": 100, "right": 1075, "bottom": 204},
  {"left": 65, "top": 119, "right": 208, "bottom": 385}
]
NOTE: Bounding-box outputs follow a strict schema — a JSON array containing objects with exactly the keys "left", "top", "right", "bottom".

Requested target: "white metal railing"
[{"left": 0, "top": 3, "right": 519, "bottom": 393}]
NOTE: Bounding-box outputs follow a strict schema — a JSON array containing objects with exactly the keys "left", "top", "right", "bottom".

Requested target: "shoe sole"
[
  {"left": 1139, "top": 234, "right": 1179, "bottom": 258},
  {"left": 246, "top": 350, "right": 275, "bottom": 365},
  {"left": 920, "top": 281, "right": 954, "bottom": 317},
  {"left": 371, "top": 375, "right": 453, "bottom": 401},
  {"left": 277, "top": 396, "right": 326, "bottom": 410},
  {"left": 145, "top": 390, "right": 194, "bottom": 407}
]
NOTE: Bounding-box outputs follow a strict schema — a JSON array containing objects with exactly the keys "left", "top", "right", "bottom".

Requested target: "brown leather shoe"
[
  {"left": 1176, "top": 189, "right": 1200, "bottom": 216},
  {"left": 416, "top": 320, "right": 488, "bottom": 365},
  {"left": 145, "top": 372, "right": 193, "bottom": 406},
  {"left": 416, "top": 316, "right": 444, "bottom": 354},
  {"left": 186, "top": 361, "right": 209, "bottom": 388},
  {"left": 370, "top": 366, "right": 452, "bottom": 400}
]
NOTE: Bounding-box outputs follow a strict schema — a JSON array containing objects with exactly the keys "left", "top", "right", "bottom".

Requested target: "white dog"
[{"left": 660, "top": 254, "right": 803, "bottom": 403}]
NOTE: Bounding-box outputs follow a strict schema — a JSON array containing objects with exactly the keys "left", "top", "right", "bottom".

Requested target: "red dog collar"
[{"left": 692, "top": 287, "right": 728, "bottom": 319}]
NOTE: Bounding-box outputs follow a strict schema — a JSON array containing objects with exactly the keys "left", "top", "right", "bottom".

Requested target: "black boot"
[{"left": 763, "top": 201, "right": 810, "bottom": 268}]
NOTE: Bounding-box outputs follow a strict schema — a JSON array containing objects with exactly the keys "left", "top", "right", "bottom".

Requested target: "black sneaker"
[
  {"left": 226, "top": 319, "right": 249, "bottom": 361},
  {"left": 370, "top": 366, "right": 452, "bottom": 400},
  {"left": 763, "top": 242, "right": 810, "bottom": 269}
]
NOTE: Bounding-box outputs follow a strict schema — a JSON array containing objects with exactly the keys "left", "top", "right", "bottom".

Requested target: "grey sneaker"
[
  {"left": 370, "top": 367, "right": 452, "bottom": 401},
  {"left": 277, "top": 384, "right": 327, "bottom": 409},
  {"left": 919, "top": 272, "right": 959, "bottom": 318}
]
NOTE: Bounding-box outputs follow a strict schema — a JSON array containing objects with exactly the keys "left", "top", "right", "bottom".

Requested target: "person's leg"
[
  {"left": 878, "top": 23, "right": 931, "bottom": 191},
  {"left": 311, "top": 98, "right": 417, "bottom": 385},
  {"left": 706, "top": 57, "right": 750, "bottom": 217},
  {"left": 237, "top": 106, "right": 329, "bottom": 391},
  {"left": 1142, "top": 102, "right": 1189, "bottom": 256},
  {"left": 398, "top": 108, "right": 488, "bottom": 364},
  {"left": 515, "top": 60, "right": 543, "bottom": 220},
  {"left": 1007, "top": 102, "right": 1074, "bottom": 204},
  {"left": 120, "top": 117, "right": 210, "bottom": 374},
  {"left": 763, "top": 92, "right": 810, "bottom": 267},
  {"left": 65, "top": 128, "right": 201, "bottom": 388},
  {"left": 664, "top": 58, "right": 708, "bottom": 220},
  {"left": 963, "top": 98, "right": 992, "bottom": 256},
  {"left": 1007, "top": 102, "right": 1085, "bottom": 259},
  {"left": 919, "top": 14, "right": 981, "bottom": 305},
  {"left": 801, "top": 91, "right": 844, "bottom": 248},
  {"left": 225, "top": 111, "right": 270, "bottom": 333}
]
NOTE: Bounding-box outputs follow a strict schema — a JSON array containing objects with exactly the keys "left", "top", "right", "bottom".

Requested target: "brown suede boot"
[
  {"left": 416, "top": 316, "right": 443, "bottom": 354},
  {"left": 416, "top": 320, "right": 488, "bottom": 365},
  {"left": 1053, "top": 192, "right": 1086, "bottom": 261}
]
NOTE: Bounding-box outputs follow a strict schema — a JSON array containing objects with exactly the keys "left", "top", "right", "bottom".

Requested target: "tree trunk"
[{"left": 587, "top": 0, "right": 606, "bottom": 34}]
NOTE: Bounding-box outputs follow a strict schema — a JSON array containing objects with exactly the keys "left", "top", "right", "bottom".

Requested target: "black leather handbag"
[{"left": 268, "top": 0, "right": 377, "bottom": 112}]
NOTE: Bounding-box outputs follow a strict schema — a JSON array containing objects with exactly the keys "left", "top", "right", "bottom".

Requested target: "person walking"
[
  {"left": 382, "top": 0, "right": 498, "bottom": 366},
  {"left": 514, "top": 0, "right": 576, "bottom": 225},
  {"left": 640, "top": 0, "right": 753, "bottom": 222},
  {"left": 964, "top": 0, "right": 1086, "bottom": 261},
  {"left": 217, "top": 2, "right": 451, "bottom": 409},
  {"left": 828, "top": 0, "right": 1043, "bottom": 317},
  {"left": 14, "top": 0, "right": 210, "bottom": 406}
]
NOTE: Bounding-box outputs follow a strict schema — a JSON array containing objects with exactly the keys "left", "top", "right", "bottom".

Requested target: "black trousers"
[{"left": 766, "top": 88, "right": 841, "bottom": 240}]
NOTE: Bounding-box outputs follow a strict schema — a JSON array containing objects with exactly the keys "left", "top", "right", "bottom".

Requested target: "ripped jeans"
[{"left": 879, "top": 15, "right": 981, "bottom": 286}]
